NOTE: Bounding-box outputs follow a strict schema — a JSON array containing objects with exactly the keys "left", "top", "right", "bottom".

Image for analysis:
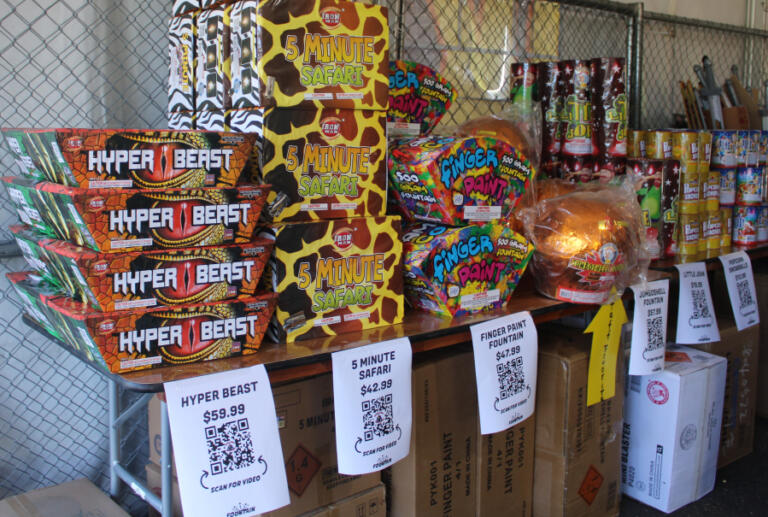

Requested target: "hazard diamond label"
[
  {"left": 578, "top": 465, "right": 604, "bottom": 505},
  {"left": 286, "top": 444, "right": 321, "bottom": 496}
]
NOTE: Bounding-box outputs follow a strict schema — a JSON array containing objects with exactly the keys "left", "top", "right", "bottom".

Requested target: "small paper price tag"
[
  {"left": 470, "top": 312, "right": 537, "bottom": 435},
  {"left": 629, "top": 279, "right": 670, "bottom": 375},
  {"left": 164, "top": 365, "right": 290, "bottom": 517},
  {"left": 675, "top": 262, "right": 720, "bottom": 344},
  {"left": 332, "top": 338, "right": 412, "bottom": 475},
  {"left": 718, "top": 251, "right": 760, "bottom": 330}
]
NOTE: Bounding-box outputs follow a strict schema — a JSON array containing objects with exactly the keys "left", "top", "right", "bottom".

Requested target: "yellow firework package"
[
  {"left": 260, "top": 107, "right": 386, "bottom": 221},
  {"left": 263, "top": 216, "right": 403, "bottom": 342},
  {"left": 254, "top": 0, "right": 389, "bottom": 110}
]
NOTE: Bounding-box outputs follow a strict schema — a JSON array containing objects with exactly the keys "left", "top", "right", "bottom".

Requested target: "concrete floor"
[{"left": 621, "top": 417, "right": 768, "bottom": 516}]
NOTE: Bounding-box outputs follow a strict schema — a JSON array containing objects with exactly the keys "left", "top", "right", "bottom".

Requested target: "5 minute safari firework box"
[
  {"left": 263, "top": 216, "right": 403, "bottom": 342},
  {"left": 1, "top": 177, "right": 268, "bottom": 253},
  {"left": 402, "top": 223, "right": 534, "bottom": 317},
  {"left": 11, "top": 224, "right": 273, "bottom": 312},
  {"left": 388, "top": 136, "right": 533, "bottom": 226},
  {"left": 260, "top": 107, "right": 386, "bottom": 221},
  {"left": 1, "top": 128, "right": 255, "bottom": 188},
  {"left": 42, "top": 290, "right": 277, "bottom": 373},
  {"left": 253, "top": 0, "right": 389, "bottom": 110}
]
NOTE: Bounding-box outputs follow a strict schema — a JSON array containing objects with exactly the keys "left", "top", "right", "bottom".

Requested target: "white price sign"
[
  {"left": 332, "top": 338, "right": 412, "bottom": 475},
  {"left": 718, "top": 251, "right": 760, "bottom": 330},
  {"left": 675, "top": 262, "right": 720, "bottom": 344},
  {"left": 164, "top": 365, "right": 289, "bottom": 517},
  {"left": 628, "top": 279, "right": 670, "bottom": 375},
  {"left": 470, "top": 312, "right": 537, "bottom": 435}
]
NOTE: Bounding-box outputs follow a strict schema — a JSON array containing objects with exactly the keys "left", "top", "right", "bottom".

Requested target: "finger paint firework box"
[
  {"left": 46, "top": 291, "right": 277, "bottom": 373},
  {"left": 196, "top": 7, "right": 231, "bottom": 112},
  {"left": 11, "top": 224, "right": 272, "bottom": 312},
  {"left": 1, "top": 128, "right": 255, "bottom": 188},
  {"left": 263, "top": 216, "right": 403, "bottom": 342},
  {"left": 169, "top": 14, "right": 195, "bottom": 114},
  {"left": 1, "top": 177, "right": 268, "bottom": 253},
  {"left": 260, "top": 107, "right": 386, "bottom": 222},
  {"left": 254, "top": 0, "right": 389, "bottom": 110},
  {"left": 388, "top": 60, "right": 457, "bottom": 136},
  {"left": 402, "top": 223, "right": 533, "bottom": 317},
  {"left": 388, "top": 136, "right": 533, "bottom": 226}
]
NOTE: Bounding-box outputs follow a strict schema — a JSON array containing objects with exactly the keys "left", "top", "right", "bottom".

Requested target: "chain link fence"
[{"left": 0, "top": 1, "right": 767, "bottom": 516}]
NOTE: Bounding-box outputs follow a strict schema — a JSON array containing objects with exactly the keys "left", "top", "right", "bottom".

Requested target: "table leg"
[
  {"left": 161, "top": 399, "right": 172, "bottom": 517},
  {"left": 108, "top": 378, "right": 120, "bottom": 498}
]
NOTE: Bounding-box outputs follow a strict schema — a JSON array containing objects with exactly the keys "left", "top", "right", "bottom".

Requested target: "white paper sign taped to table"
[
  {"left": 718, "top": 251, "right": 760, "bottom": 330},
  {"left": 675, "top": 262, "right": 720, "bottom": 344},
  {"left": 629, "top": 279, "right": 670, "bottom": 375},
  {"left": 164, "top": 365, "right": 289, "bottom": 517},
  {"left": 470, "top": 311, "right": 537, "bottom": 435},
  {"left": 332, "top": 337, "right": 412, "bottom": 475}
]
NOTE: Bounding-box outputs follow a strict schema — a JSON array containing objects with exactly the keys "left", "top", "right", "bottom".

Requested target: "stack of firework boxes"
[
  {"left": 170, "top": 0, "right": 404, "bottom": 343},
  {"left": 1, "top": 127, "right": 277, "bottom": 373},
  {"left": 709, "top": 130, "right": 768, "bottom": 248}
]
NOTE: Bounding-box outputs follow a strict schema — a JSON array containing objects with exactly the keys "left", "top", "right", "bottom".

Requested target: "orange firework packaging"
[
  {"left": 1, "top": 128, "right": 255, "bottom": 188},
  {"left": 1, "top": 177, "right": 268, "bottom": 253},
  {"left": 259, "top": 107, "right": 387, "bottom": 222},
  {"left": 263, "top": 216, "right": 403, "bottom": 342},
  {"left": 10, "top": 224, "right": 272, "bottom": 312},
  {"left": 253, "top": 0, "right": 389, "bottom": 110}
]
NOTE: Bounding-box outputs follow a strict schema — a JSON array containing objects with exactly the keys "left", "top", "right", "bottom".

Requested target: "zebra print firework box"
[
  {"left": 196, "top": 6, "right": 231, "bottom": 112},
  {"left": 11, "top": 224, "right": 272, "bottom": 313},
  {"left": 169, "top": 14, "right": 195, "bottom": 114},
  {"left": 172, "top": 0, "right": 200, "bottom": 17},
  {"left": 260, "top": 107, "right": 387, "bottom": 222},
  {"left": 401, "top": 222, "right": 533, "bottom": 317},
  {"left": 0, "top": 128, "right": 255, "bottom": 188},
  {"left": 263, "top": 216, "right": 403, "bottom": 343},
  {"left": 1, "top": 177, "right": 268, "bottom": 253},
  {"left": 251, "top": 0, "right": 389, "bottom": 110}
]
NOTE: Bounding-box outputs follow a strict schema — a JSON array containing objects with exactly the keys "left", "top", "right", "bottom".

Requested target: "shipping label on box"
[
  {"left": 264, "top": 216, "right": 403, "bottom": 342},
  {"left": 402, "top": 222, "right": 533, "bottom": 317},
  {"left": 256, "top": 0, "right": 389, "bottom": 110},
  {"left": 388, "top": 135, "right": 533, "bottom": 226},
  {"left": 2, "top": 178, "right": 268, "bottom": 253},
  {"left": 260, "top": 107, "right": 387, "bottom": 222},
  {"left": 196, "top": 7, "right": 231, "bottom": 111},
  {"left": 169, "top": 14, "right": 195, "bottom": 113},
  {"left": 47, "top": 293, "right": 277, "bottom": 373}
]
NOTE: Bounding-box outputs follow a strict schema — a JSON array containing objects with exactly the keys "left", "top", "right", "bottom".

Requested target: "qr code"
[
  {"left": 497, "top": 356, "right": 525, "bottom": 400},
  {"left": 205, "top": 418, "right": 255, "bottom": 475},
  {"left": 645, "top": 316, "right": 665, "bottom": 352},
  {"left": 362, "top": 394, "right": 394, "bottom": 441},
  {"left": 736, "top": 280, "right": 755, "bottom": 310},
  {"left": 691, "top": 288, "right": 711, "bottom": 320}
]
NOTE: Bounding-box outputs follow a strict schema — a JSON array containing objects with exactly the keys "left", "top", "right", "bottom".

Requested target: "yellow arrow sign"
[{"left": 585, "top": 292, "right": 628, "bottom": 406}]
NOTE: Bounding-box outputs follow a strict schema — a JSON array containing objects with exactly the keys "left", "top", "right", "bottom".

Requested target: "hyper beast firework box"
[
  {"left": 263, "top": 216, "right": 403, "bottom": 342},
  {"left": 388, "top": 60, "right": 457, "bottom": 136},
  {"left": 11, "top": 224, "right": 272, "bottom": 312},
  {"left": 260, "top": 107, "right": 386, "bottom": 221},
  {"left": 1, "top": 128, "right": 255, "bottom": 188},
  {"left": 402, "top": 223, "right": 534, "bottom": 317},
  {"left": 250, "top": 0, "right": 389, "bottom": 110},
  {"left": 1, "top": 177, "right": 268, "bottom": 253},
  {"left": 388, "top": 136, "right": 534, "bottom": 226},
  {"left": 45, "top": 292, "right": 277, "bottom": 373}
]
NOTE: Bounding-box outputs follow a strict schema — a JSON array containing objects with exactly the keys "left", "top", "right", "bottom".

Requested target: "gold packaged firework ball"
[
  {"left": 698, "top": 130, "right": 712, "bottom": 167},
  {"left": 401, "top": 223, "right": 533, "bottom": 317},
  {"left": 704, "top": 210, "right": 722, "bottom": 258},
  {"left": 255, "top": 0, "right": 389, "bottom": 110},
  {"left": 260, "top": 107, "right": 386, "bottom": 222},
  {"left": 263, "top": 216, "right": 403, "bottom": 343},
  {"left": 627, "top": 129, "right": 646, "bottom": 158},
  {"left": 705, "top": 170, "right": 720, "bottom": 212},
  {"left": 10, "top": 224, "right": 272, "bottom": 312},
  {"left": 644, "top": 131, "right": 672, "bottom": 160},
  {"left": 388, "top": 136, "right": 533, "bottom": 226},
  {"left": 679, "top": 167, "right": 701, "bottom": 215},
  {"left": 678, "top": 212, "right": 700, "bottom": 258},
  {"left": 1, "top": 177, "right": 268, "bottom": 253},
  {"left": 0, "top": 128, "right": 255, "bottom": 189},
  {"left": 720, "top": 206, "right": 732, "bottom": 249},
  {"left": 672, "top": 131, "right": 699, "bottom": 164}
]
